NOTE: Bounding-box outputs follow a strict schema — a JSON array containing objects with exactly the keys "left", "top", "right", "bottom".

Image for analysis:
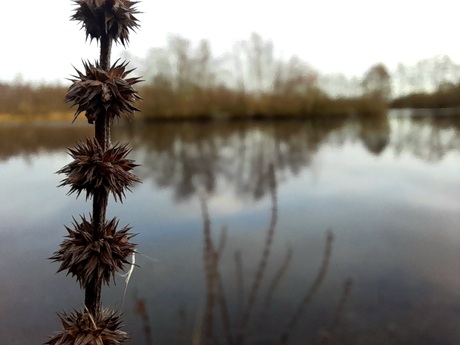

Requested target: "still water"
[{"left": 0, "top": 111, "right": 459, "bottom": 344}]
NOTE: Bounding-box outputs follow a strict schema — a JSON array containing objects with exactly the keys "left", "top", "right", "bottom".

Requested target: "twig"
[
  {"left": 278, "top": 231, "right": 334, "bottom": 345},
  {"left": 236, "top": 164, "right": 278, "bottom": 344}
]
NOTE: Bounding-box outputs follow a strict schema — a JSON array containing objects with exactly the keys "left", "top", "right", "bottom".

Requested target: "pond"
[{"left": 0, "top": 111, "right": 459, "bottom": 344}]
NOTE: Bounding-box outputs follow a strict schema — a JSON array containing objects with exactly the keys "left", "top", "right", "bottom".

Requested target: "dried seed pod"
[
  {"left": 50, "top": 215, "right": 136, "bottom": 288},
  {"left": 72, "top": 0, "right": 140, "bottom": 46},
  {"left": 66, "top": 60, "right": 141, "bottom": 124},
  {"left": 58, "top": 138, "right": 140, "bottom": 201},
  {"left": 44, "top": 307, "right": 129, "bottom": 344}
]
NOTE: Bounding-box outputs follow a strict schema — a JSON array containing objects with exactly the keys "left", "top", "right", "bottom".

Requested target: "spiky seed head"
[
  {"left": 66, "top": 60, "right": 141, "bottom": 124},
  {"left": 58, "top": 138, "right": 140, "bottom": 201},
  {"left": 72, "top": 0, "right": 140, "bottom": 46},
  {"left": 45, "top": 307, "right": 129, "bottom": 344},
  {"left": 50, "top": 215, "right": 136, "bottom": 288}
]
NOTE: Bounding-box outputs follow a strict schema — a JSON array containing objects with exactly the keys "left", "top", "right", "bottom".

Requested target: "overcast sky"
[{"left": 2, "top": 0, "right": 460, "bottom": 83}]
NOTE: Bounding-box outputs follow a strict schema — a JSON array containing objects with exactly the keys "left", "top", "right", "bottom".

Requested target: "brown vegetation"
[
  {"left": 391, "top": 82, "right": 460, "bottom": 109},
  {"left": 0, "top": 79, "right": 387, "bottom": 122},
  {"left": 0, "top": 82, "right": 69, "bottom": 118},
  {"left": 1, "top": 33, "right": 392, "bottom": 122},
  {"left": 138, "top": 34, "right": 388, "bottom": 120},
  {"left": 133, "top": 170, "right": 353, "bottom": 344},
  {"left": 45, "top": 0, "right": 141, "bottom": 344},
  {"left": 5, "top": 37, "right": 460, "bottom": 121}
]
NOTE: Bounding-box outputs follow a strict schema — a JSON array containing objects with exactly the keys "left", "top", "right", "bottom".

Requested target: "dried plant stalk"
[
  {"left": 72, "top": 0, "right": 140, "bottom": 46},
  {"left": 278, "top": 231, "right": 334, "bottom": 345},
  {"left": 237, "top": 164, "right": 278, "bottom": 344},
  {"left": 47, "top": 0, "right": 142, "bottom": 343},
  {"left": 45, "top": 307, "right": 129, "bottom": 345},
  {"left": 66, "top": 60, "right": 141, "bottom": 125},
  {"left": 51, "top": 215, "right": 136, "bottom": 288},
  {"left": 58, "top": 138, "right": 140, "bottom": 202}
]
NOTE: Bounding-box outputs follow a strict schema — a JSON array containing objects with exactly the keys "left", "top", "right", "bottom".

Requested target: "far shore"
[
  {"left": 0, "top": 109, "right": 386, "bottom": 125},
  {"left": 0, "top": 112, "right": 78, "bottom": 124}
]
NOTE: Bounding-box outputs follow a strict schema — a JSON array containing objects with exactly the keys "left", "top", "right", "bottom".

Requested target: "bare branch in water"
[
  {"left": 237, "top": 163, "right": 278, "bottom": 345},
  {"left": 278, "top": 231, "right": 334, "bottom": 345}
]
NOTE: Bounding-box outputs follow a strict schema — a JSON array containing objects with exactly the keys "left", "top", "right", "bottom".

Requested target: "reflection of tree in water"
[
  {"left": 358, "top": 117, "right": 391, "bottom": 155},
  {"left": 391, "top": 114, "right": 460, "bottom": 162},
  {"left": 117, "top": 120, "right": 351, "bottom": 201},
  {"left": 2, "top": 114, "right": 460, "bottom": 197},
  {"left": 114, "top": 115, "right": 460, "bottom": 200},
  {"left": 134, "top": 167, "right": 353, "bottom": 345},
  {"left": 0, "top": 125, "right": 93, "bottom": 161}
]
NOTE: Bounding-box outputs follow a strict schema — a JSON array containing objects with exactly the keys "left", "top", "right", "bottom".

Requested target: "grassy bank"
[
  {"left": 0, "top": 111, "right": 78, "bottom": 124},
  {"left": 1, "top": 32, "right": 392, "bottom": 123},
  {"left": 391, "top": 82, "right": 460, "bottom": 109},
  {"left": 140, "top": 86, "right": 387, "bottom": 121},
  {"left": 0, "top": 83, "right": 387, "bottom": 123}
]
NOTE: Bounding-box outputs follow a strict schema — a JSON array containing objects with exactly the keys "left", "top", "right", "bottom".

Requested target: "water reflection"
[
  {"left": 119, "top": 119, "right": 352, "bottom": 200},
  {"left": 1, "top": 114, "right": 459, "bottom": 201},
  {"left": 358, "top": 117, "right": 390, "bottom": 155},
  {"left": 114, "top": 113, "right": 458, "bottom": 201},
  {"left": 391, "top": 114, "right": 460, "bottom": 162},
  {"left": 0, "top": 124, "right": 92, "bottom": 161},
  {"left": 1, "top": 114, "right": 459, "bottom": 194},
  {"left": 1, "top": 114, "right": 460, "bottom": 344},
  {"left": 134, "top": 166, "right": 352, "bottom": 345}
]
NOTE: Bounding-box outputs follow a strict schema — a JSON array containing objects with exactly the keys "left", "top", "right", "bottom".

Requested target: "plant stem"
[
  {"left": 85, "top": 33, "right": 113, "bottom": 317},
  {"left": 96, "top": 34, "right": 112, "bottom": 150}
]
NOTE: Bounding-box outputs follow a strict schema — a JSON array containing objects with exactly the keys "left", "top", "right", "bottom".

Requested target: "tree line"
[
  {"left": 391, "top": 82, "right": 460, "bottom": 109},
  {"left": 131, "top": 33, "right": 389, "bottom": 120},
  {"left": 4, "top": 33, "right": 460, "bottom": 121},
  {"left": 0, "top": 82, "right": 69, "bottom": 118}
]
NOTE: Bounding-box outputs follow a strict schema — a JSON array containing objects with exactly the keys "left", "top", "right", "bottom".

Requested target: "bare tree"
[
  {"left": 362, "top": 63, "right": 391, "bottom": 100},
  {"left": 243, "top": 32, "right": 276, "bottom": 94},
  {"left": 168, "top": 35, "right": 193, "bottom": 91}
]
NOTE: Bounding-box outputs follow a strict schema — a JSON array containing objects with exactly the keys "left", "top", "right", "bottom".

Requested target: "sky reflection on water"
[{"left": 0, "top": 115, "right": 459, "bottom": 344}]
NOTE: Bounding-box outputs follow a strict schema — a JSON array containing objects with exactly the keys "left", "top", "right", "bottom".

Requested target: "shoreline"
[
  {"left": 0, "top": 112, "right": 78, "bottom": 125},
  {"left": 3, "top": 108, "right": 458, "bottom": 126}
]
